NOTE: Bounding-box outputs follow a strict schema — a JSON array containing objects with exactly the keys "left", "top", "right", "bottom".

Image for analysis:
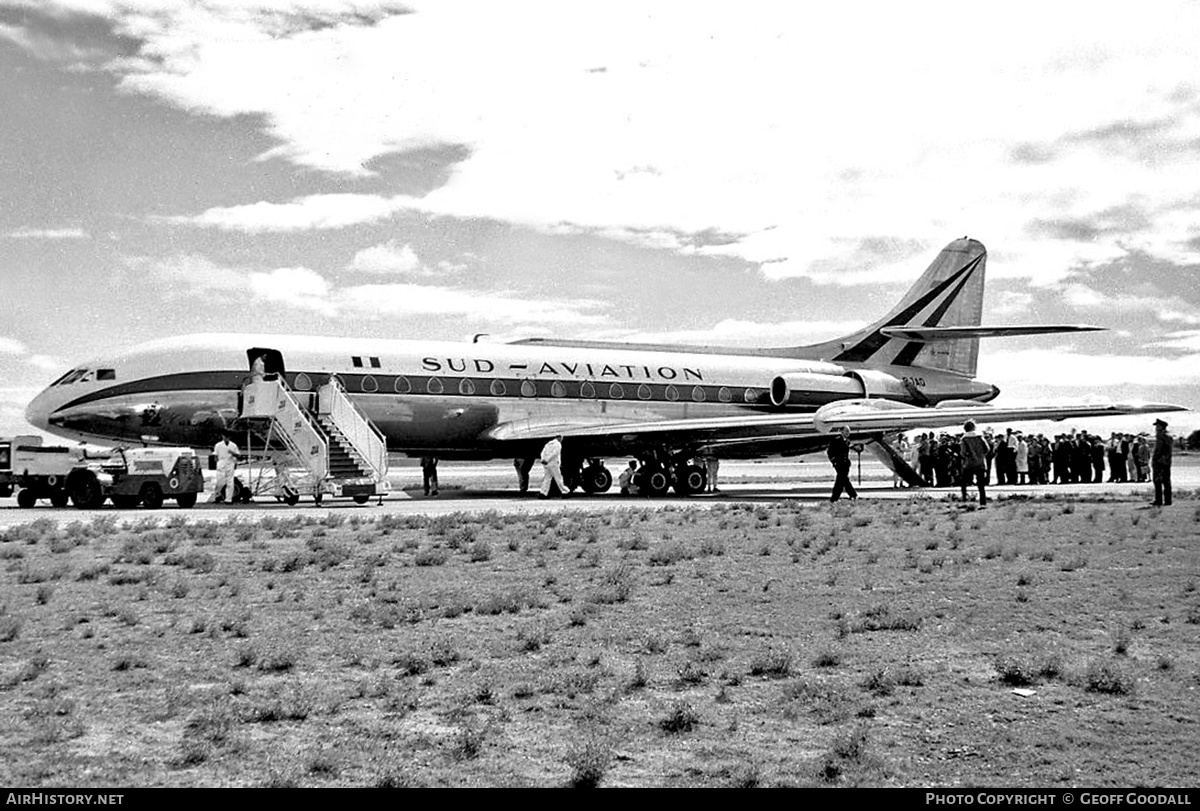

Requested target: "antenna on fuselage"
[{"left": 473, "top": 334, "right": 489, "bottom": 343}]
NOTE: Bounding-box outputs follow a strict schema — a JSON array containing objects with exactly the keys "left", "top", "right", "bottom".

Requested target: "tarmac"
[{"left": 1, "top": 457, "right": 1194, "bottom": 528}]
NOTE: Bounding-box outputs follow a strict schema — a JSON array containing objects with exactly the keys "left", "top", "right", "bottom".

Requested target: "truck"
[
  {"left": 0, "top": 436, "right": 74, "bottom": 507},
  {"left": 1, "top": 436, "right": 205, "bottom": 509}
]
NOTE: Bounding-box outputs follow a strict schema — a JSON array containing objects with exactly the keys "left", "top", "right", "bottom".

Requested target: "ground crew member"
[
  {"left": 209, "top": 434, "right": 242, "bottom": 503},
  {"left": 421, "top": 456, "right": 439, "bottom": 497},
  {"left": 618, "top": 460, "right": 639, "bottom": 495},
  {"left": 1151, "top": 419, "right": 1172, "bottom": 507},
  {"left": 539, "top": 435, "right": 567, "bottom": 498},
  {"left": 704, "top": 454, "right": 720, "bottom": 493},
  {"left": 827, "top": 426, "right": 857, "bottom": 502}
]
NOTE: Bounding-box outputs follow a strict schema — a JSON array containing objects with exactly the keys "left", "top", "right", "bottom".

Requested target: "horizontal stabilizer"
[{"left": 878, "top": 325, "right": 1104, "bottom": 342}]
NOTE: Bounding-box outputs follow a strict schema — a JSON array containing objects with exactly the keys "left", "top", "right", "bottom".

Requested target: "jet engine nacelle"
[
  {"left": 837, "top": 369, "right": 919, "bottom": 401},
  {"left": 769, "top": 368, "right": 860, "bottom": 407}
]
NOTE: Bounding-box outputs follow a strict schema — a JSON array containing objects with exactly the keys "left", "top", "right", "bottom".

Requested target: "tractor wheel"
[
  {"left": 71, "top": 472, "right": 105, "bottom": 509},
  {"left": 16, "top": 488, "right": 37, "bottom": 509},
  {"left": 111, "top": 495, "right": 141, "bottom": 509},
  {"left": 49, "top": 489, "right": 70, "bottom": 508},
  {"left": 353, "top": 494, "right": 370, "bottom": 505},
  {"left": 176, "top": 492, "right": 197, "bottom": 509},
  {"left": 140, "top": 482, "right": 164, "bottom": 510}
]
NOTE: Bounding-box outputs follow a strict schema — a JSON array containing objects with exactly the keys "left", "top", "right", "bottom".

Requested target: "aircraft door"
[{"left": 246, "top": 347, "right": 286, "bottom": 380}]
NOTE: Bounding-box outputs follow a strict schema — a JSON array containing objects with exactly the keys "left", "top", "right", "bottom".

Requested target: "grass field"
[{"left": 1, "top": 493, "right": 1198, "bottom": 787}]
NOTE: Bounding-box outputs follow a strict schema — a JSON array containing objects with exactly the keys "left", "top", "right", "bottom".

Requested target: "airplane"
[{"left": 23, "top": 237, "right": 1184, "bottom": 497}]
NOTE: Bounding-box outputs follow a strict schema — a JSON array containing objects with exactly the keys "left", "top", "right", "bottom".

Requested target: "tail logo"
[{"left": 832, "top": 253, "right": 984, "bottom": 364}]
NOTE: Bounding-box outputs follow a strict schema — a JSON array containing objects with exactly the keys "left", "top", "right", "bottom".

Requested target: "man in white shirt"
[
  {"left": 209, "top": 435, "right": 242, "bottom": 503},
  {"left": 539, "top": 435, "right": 567, "bottom": 498}
]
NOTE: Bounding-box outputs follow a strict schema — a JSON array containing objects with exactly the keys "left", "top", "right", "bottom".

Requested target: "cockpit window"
[
  {"left": 56, "top": 369, "right": 89, "bottom": 386},
  {"left": 97, "top": 369, "right": 116, "bottom": 381},
  {"left": 50, "top": 370, "right": 77, "bottom": 386}
]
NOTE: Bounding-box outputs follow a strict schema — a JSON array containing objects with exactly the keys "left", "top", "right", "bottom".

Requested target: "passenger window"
[
  {"left": 460, "top": 379, "right": 476, "bottom": 395},
  {"left": 520, "top": 380, "right": 537, "bottom": 397},
  {"left": 490, "top": 380, "right": 507, "bottom": 396},
  {"left": 427, "top": 377, "right": 444, "bottom": 394},
  {"left": 394, "top": 376, "right": 412, "bottom": 393}
]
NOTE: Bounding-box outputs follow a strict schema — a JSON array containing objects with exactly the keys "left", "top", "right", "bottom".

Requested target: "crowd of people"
[{"left": 895, "top": 427, "right": 1156, "bottom": 490}]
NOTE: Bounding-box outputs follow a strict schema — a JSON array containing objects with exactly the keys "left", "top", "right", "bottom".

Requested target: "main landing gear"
[{"left": 634, "top": 460, "right": 707, "bottom": 496}]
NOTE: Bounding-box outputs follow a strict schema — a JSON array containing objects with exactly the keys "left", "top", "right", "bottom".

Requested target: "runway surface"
[{"left": 2, "top": 457, "right": 1194, "bottom": 528}]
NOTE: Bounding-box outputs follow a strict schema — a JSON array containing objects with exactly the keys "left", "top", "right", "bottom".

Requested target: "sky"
[{"left": 2, "top": 1, "right": 1199, "bottom": 441}]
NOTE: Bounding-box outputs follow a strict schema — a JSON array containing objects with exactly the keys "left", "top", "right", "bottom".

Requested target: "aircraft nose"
[{"left": 24, "top": 386, "right": 54, "bottom": 433}]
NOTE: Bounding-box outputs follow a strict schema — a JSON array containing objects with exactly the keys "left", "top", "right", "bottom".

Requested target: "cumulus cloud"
[
  {"left": 979, "top": 347, "right": 1200, "bottom": 388},
  {"left": 348, "top": 239, "right": 422, "bottom": 274},
  {"left": 580, "top": 318, "right": 869, "bottom": 348},
  {"left": 139, "top": 252, "right": 608, "bottom": 326},
  {"left": 3, "top": 227, "right": 89, "bottom": 240},
  {"left": 0, "top": 337, "right": 28, "bottom": 355},
  {"left": 12, "top": 1, "right": 1188, "bottom": 286},
  {"left": 1059, "top": 283, "right": 1200, "bottom": 325},
  {"left": 167, "top": 194, "right": 412, "bottom": 232}
]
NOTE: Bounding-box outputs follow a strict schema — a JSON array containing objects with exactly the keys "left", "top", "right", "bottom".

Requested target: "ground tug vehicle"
[{"left": 1, "top": 435, "right": 204, "bottom": 509}]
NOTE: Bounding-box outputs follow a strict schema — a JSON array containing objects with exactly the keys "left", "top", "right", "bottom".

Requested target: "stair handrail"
[
  {"left": 316, "top": 377, "right": 387, "bottom": 480},
  {"left": 241, "top": 378, "right": 328, "bottom": 481}
]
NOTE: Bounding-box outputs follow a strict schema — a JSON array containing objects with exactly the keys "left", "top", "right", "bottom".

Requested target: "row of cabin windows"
[{"left": 291, "top": 372, "right": 763, "bottom": 404}]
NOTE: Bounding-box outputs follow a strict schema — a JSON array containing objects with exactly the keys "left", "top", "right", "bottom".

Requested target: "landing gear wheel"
[
  {"left": 50, "top": 489, "right": 70, "bottom": 508},
  {"left": 353, "top": 494, "right": 370, "bottom": 504},
  {"left": 673, "top": 464, "right": 707, "bottom": 496},
  {"left": 176, "top": 492, "right": 197, "bottom": 509},
  {"left": 140, "top": 483, "right": 164, "bottom": 510},
  {"left": 16, "top": 488, "right": 37, "bottom": 509},
  {"left": 71, "top": 472, "right": 105, "bottom": 510},
  {"left": 580, "top": 464, "right": 613, "bottom": 494},
  {"left": 637, "top": 465, "right": 671, "bottom": 497}
]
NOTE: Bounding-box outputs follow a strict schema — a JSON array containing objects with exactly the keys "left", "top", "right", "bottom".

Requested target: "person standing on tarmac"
[
  {"left": 420, "top": 456, "right": 439, "bottom": 497},
  {"left": 539, "top": 435, "right": 567, "bottom": 498},
  {"left": 827, "top": 426, "right": 858, "bottom": 502},
  {"left": 959, "top": 420, "right": 991, "bottom": 505},
  {"left": 1151, "top": 419, "right": 1173, "bottom": 507},
  {"left": 208, "top": 434, "right": 243, "bottom": 503}
]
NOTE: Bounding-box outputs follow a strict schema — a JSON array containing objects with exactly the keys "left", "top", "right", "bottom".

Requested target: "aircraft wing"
[
  {"left": 809, "top": 398, "right": 1186, "bottom": 434},
  {"left": 486, "top": 398, "right": 1185, "bottom": 446}
]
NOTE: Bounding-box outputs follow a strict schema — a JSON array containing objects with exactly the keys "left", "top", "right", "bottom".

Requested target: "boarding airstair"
[{"left": 239, "top": 376, "right": 390, "bottom": 503}]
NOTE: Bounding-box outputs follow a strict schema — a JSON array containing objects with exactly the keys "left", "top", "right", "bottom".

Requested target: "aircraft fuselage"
[{"left": 25, "top": 333, "right": 996, "bottom": 459}]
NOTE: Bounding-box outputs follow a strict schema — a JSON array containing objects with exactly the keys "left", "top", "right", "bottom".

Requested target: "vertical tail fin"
[{"left": 798, "top": 237, "right": 987, "bottom": 376}]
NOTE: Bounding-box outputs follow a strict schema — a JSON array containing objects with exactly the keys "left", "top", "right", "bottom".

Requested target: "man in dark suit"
[
  {"left": 828, "top": 426, "right": 858, "bottom": 502},
  {"left": 1151, "top": 419, "right": 1173, "bottom": 507}
]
